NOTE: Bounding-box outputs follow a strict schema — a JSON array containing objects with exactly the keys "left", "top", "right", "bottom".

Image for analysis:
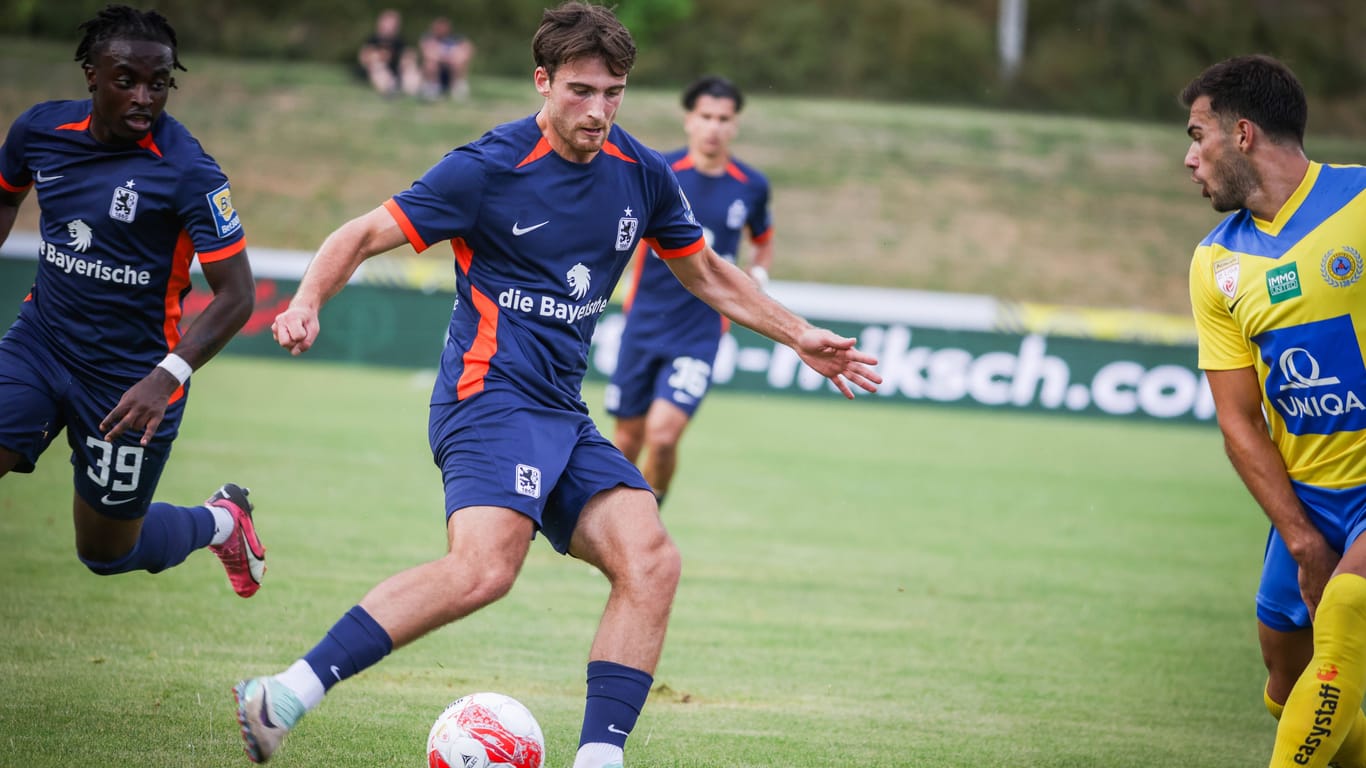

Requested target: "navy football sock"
[
  {"left": 303, "top": 605, "right": 394, "bottom": 692},
  {"left": 579, "top": 660, "right": 653, "bottom": 748},
  {"left": 79, "top": 502, "right": 215, "bottom": 574}
]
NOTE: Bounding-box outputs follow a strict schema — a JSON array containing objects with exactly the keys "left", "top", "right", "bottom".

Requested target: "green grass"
[
  {"left": 0, "top": 355, "right": 1274, "bottom": 766},
  {"left": 8, "top": 35, "right": 1366, "bottom": 314}
]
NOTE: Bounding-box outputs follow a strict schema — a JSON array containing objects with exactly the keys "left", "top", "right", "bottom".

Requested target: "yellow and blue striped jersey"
[{"left": 1190, "top": 161, "right": 1366, "bottom": 488}]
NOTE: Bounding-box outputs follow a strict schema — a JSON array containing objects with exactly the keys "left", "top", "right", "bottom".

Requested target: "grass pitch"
[{"left": 0, "top": 355, "right": 1272, "bottom": 766}]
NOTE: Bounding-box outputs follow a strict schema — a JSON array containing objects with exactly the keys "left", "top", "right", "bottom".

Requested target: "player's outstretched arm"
[
  {"left": 273, "top": 206, "right": 408, "bottom": 356},
  {"left": 666, "top": 246, "right": 881, "bottom": 398},
  {"left": 102, "top": 249, "right": 255, "bottom": 444}
]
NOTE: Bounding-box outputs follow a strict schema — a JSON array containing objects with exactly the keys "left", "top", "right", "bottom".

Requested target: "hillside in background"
[{"left": 4, "top": 37, "right": 1366, "bottom": 315}]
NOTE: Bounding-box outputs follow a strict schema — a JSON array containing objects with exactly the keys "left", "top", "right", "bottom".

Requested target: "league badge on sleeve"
[
  {"left": 1213, "top": 256, "right": 1240, "bottom": 300},
  {"left": 109, "top": 180, "right": 139, "bottom": 223},
  {"left": 206, "top": 181, "right": 242, "bottom": 237}
]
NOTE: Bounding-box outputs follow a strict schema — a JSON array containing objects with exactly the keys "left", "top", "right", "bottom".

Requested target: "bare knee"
[
  {"left": 617, "top": 532, "right": 682, "bottom": 599},
  {"left": 1259, "top": 623, "right": 1313, "bottom": 704},
  {"left": 434, "top": 553, "right": 521, "bottom": 617}
]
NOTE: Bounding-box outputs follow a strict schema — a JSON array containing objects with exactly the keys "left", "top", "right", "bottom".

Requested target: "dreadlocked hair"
[{"left": 74, "top": 4, "right": 185, "bottom": 73}]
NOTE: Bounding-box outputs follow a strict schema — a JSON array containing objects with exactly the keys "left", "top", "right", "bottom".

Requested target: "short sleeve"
[
  {"left": 1189, "top": 247, "right": 1253, "bottom": 370},
  {"left": 642, "top": 159, "right": 704, "bottom": 259},
  {"left": 175, "top": 149, "right": 245, "bottom": 262},
  {"left": 747, "top": 172, "right": 772, "bottom": 243},
  {"left": 387, "top": 146, "right": 486, "bottom": 252},
  {"left": 0, "top": 107, "right": 35, "bottom": 192}
]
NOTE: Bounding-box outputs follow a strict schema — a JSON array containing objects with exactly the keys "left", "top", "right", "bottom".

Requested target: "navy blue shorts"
[
  {"left": 1257, "top": 481, "right": 1366, "bottom": 632},
  {"left": 605, "top": 332, "right": 719, "bottom": 419},
  {"left": 428, "top": 391, "right": 650, "bottom": 553},
  {"left": 0, "top": 323, "right": 183, "bottom": 520}
]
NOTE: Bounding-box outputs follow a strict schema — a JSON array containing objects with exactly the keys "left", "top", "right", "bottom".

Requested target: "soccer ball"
[{"left": 427, "top": 692, "right": 546, "bottom": 768}]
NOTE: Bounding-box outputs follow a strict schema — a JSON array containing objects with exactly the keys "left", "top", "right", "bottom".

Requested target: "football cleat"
[
  {"left": 206, "top": 483, "right": 266, "bottom": 597},
  {"left": 233, "top": 677, "right": 305, "bottom": 763}
]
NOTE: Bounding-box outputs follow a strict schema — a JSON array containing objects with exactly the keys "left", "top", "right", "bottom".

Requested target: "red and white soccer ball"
[{"left": 427, "top": 692, "right": 546, "bottom": 768}]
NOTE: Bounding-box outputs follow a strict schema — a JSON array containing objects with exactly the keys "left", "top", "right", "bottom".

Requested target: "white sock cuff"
[
  {"left": 207, "top": 504, "right": 234, "bottom": 546},
  {"left": 572, "top": 742, "right": 624, "bottom": 768},
  {"left": 276, "top": 659, "right": 326, "bottom": 711}
]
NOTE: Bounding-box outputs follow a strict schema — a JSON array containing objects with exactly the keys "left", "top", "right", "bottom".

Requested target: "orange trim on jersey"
[
  {"left": 671, "top": 156, "right": 693, "bottom": 172},
  {"left": 451, "top": 237, "right": 473, "bottom": 275},
  {"left": 161, "top": 230, "right": 195, "bottom": 405},
  {"left": 458, "top": 284, "right": 499, "bottom": 400},
  {"left": 23, "top": 292, "right": 32, "bottom": 302},
  {"left": 725, "top": 161, "right": 748, "bottom": 183},
  {"left": 516, "top": 138, "right": 554, "bottom": 168},
  {"left": 622, "top": 241, "right": 649, "bottom": 313},
  {"left": 383, "top": 198, "right": 430, "bottom": 253},
  {"left": 0, "top": 170, "right": 31, "bottom": 193},
  {"left": 600, "top": 141, "right": 637, "bottom": 164},
  {"left": 56, "top": 115, "right": 91, "bottom": 131},
  {"left": 197, "top": 237, "right": 246, "bottom": 264},
  {"left": 54, "top": 114, "right": 162, "bottom": 157},
  {"left": 646, "top": 235, "right": 706, "bottom": 260},
  {"left": 137, "top": 132, "right": 163, "bottom": 158},
  {"left": 751, "top": 227, "right": 774, "bottom": 245}
]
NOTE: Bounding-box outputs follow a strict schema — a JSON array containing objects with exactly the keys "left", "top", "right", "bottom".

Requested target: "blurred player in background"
[
  {"left": 0, "top": 6, "right": 264, "bottom": 598},
  {"left": 232, "top": 2, "right": 879, "bottom": 764},
  {"left": 1183, "top": 54, "right": 1366, "bottom": 768},
  {"left": 605, "top": 75, "right": 772, "bottom": 506}
]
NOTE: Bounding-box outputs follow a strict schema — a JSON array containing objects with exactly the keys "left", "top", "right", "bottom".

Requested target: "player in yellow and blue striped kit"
[{"left": 1184, "top": 54, "right": 1366, "bottom": 768}]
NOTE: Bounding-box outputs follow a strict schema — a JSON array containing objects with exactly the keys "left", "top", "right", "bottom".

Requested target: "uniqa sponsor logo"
[{"left": 1273, "top": 347, "right": 1364, "bottom": 418}]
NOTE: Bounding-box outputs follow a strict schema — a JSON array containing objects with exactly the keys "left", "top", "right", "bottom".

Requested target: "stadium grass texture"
[{"left": 0, "top": 355, "right": 1273, "bottom": 766}]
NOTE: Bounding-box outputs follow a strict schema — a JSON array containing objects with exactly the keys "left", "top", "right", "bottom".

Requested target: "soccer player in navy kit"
[
  {"left": 607, "top": 75, "right": 772, "bottom": 505},
  {"left": 1183, "top": 56, "right": 1366, "bottom": 767},
  {"left": 0, "top": 6, "right": 265, "bottom": 599},
  {"left": 234, "top": 3, "right": 880, "bottom": 764}
]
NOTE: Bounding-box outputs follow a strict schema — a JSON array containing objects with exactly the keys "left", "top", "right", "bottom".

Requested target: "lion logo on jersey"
[
  {"left": 66, "top": 219, "right": 93, "bottom": 253},
  {"left": 566, "top": 263, "right": 591, "bottom": 300}
]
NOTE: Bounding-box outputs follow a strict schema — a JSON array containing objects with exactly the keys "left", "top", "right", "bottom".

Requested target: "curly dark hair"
[{"left": 75, "top": 4, "right": 185, "bottom": 74}]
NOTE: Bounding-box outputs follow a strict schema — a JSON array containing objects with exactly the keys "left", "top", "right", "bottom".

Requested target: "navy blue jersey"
[
  {"left": 386, "top": 115, "right": 705, "bottom": 411},
  {"left": 620, "top": 149, "right": 771, "bottom": 347},
  {"left": 0, "top": 100, "right": 246, "bottom": 382}
]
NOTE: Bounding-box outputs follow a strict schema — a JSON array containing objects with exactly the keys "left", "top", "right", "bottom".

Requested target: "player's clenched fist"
[{"left": 272, "top": 306, "right": 320, "bottom": 355}]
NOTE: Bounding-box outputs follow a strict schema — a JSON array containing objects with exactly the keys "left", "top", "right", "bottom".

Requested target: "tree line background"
[{"left": 5, "top": 0, "right": 1365, "bottom": 135}]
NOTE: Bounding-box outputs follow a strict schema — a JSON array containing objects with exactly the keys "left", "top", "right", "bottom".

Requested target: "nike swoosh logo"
[
  {"left": 258, "top": 684, "right": 278, "bottom": 729},
  {"left": 330, "top": 665, "right": 342, "bottom": 681},
  {"left": 34, "top": 170, "right": 63, "bottom": 183},
  {"left": 607, "top": 723, "right": 629, "bottom": 736},
  {"left": 101, "top": 493, "right": 137, "bottom": 506},
  {"left": 512, "top": 220, "right": 549, "bottom": 236}
]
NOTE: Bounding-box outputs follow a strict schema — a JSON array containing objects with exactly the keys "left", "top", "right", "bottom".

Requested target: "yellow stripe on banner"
[{"left": 997, "top": 301, "right": 1197, "bottom": 346}]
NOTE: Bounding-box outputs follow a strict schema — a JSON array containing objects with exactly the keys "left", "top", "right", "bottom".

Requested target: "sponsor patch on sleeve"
[{"left": 206, "top": 181, "right": 242, "bottom": 238}]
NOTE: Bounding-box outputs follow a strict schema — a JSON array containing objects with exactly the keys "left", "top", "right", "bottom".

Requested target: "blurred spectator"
[
  {"left": 357, "top": 9, "right": 419, "bottom": 97},
  {"left": 419, "top": 16, "right": 475, "bottom": 101}
]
